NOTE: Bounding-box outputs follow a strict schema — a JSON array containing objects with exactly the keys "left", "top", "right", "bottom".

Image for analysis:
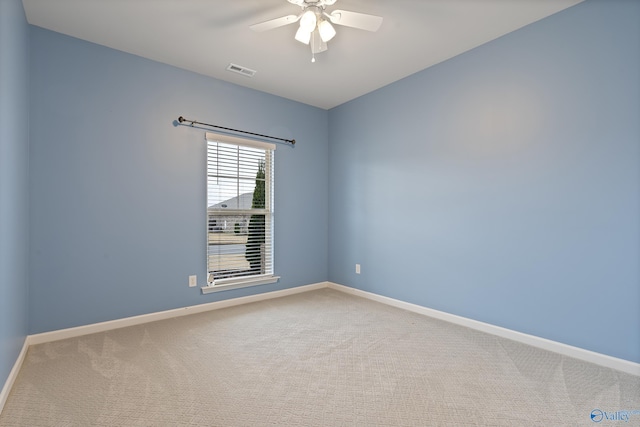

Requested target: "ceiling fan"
[{"left": 250, "top": 0, "right": 383, "bottom": 62}]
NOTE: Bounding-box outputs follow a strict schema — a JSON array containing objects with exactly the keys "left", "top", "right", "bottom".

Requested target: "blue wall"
[
  {"left": 328, "top": 0, "right": 639, "bottom": 363},
  {"left": 0, "top": 0, "right": 30, "bottom": 389},
  {"left": 28, "top": 27, "right": 328, "bottom": 333}
]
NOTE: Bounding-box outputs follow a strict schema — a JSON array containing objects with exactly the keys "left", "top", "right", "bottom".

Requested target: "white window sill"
[{"left": 201, "top": 275, "right": 280, "bottom": 294}]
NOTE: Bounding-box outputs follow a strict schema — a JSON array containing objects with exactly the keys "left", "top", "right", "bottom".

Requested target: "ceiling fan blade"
[
  {"left": 328, "top": 10, "right": 383, "bottom": 32},
  {"left": 250, "top": 14, "right": 300, "bottom": 32}
]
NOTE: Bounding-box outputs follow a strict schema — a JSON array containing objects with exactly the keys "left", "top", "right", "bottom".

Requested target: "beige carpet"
[{"left": 1, "top": 288, "right": 638, "bottom": 426}]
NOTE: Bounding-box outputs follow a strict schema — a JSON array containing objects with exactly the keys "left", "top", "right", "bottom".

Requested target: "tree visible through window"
[{"left": 246, "top": 161, "right": 265, "bottom": 273}]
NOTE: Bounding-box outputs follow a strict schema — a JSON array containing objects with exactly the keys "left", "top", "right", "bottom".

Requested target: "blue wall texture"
[
  {"left": 0, "top": 0, "right": 30, "bottom": 390},
  {"left": 328, "top": 0, "right": 639, "bottom": 363},
  {"left": 28, "top": 27, "right": 329, "bottom": 333}
]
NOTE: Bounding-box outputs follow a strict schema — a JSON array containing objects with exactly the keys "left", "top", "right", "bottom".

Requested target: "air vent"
[{"left": 226, "top": 63, "right": 257, "bottom": 78}]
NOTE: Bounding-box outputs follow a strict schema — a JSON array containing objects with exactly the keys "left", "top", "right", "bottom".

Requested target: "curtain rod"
[{"left": 177, "top": 116, "right": 295, "bottom": 146}]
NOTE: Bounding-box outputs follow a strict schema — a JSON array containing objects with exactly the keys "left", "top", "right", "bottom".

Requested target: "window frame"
[{"left": 202, "top": 132, "right": 279, "bottom": 294}]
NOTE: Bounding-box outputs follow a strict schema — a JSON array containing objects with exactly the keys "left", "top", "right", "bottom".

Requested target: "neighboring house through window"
[{"left": 205, "top": 132, "right": 276, "bottom": 290}]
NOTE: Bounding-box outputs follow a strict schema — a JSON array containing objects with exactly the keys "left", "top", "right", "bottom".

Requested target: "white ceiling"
[{"left": 22, "top": 0, "right": 583, "bottom": 110}]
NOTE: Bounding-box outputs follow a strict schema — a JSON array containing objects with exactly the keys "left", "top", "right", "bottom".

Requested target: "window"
[{"left": 205, "top": 132, "right": 277, "bottom": 292}]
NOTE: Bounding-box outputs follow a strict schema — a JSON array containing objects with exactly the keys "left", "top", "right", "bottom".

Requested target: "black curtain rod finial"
[{"left": 178, "top": 116, "right": 195, "bottom": 127}]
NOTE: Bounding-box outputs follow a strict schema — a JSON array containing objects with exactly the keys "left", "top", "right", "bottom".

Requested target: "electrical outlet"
[
  {"left": 189, "top": 275, "right": 197, "bottom": 287},
  {"left": 355, "top": 264, "right": 361, "bottom": 274}
]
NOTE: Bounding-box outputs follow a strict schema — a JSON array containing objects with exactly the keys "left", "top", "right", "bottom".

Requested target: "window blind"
[{"left": 205, "top": 132, "right": 275, "bottom": 284}]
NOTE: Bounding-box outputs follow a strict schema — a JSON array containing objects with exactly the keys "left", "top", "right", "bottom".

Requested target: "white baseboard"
[
  {"left": 327, "top": 282, "right": 640, "bottom": 377},
  {"left": 28, "top": 282, "right": 329, "bottom": 345},
  {"left": 0, "top": 338, "right": 29, "bottom": 414}
]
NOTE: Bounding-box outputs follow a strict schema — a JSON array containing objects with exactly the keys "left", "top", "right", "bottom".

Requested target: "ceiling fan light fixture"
[
  {"left": 318, "top": 19, "right": 336, "bottom": 42},
  {"left": 299, "top": 9, "right": 317, "bottom": 32},
  {"left": 294, "top": 26, "right": 312, "bottom": 44}
]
